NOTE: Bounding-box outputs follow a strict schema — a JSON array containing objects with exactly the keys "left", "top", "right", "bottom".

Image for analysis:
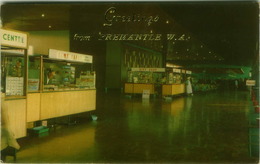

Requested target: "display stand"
[
  {"left": 162, "top": 68, "right": 190, "bottom": 96},
  {"left": 124, "top": 68, "right": 165, "bottom": 96}
]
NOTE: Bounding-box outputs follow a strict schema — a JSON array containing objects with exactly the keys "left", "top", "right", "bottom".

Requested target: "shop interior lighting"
[
  {"left": 41, "top": 14, "right": 45, "bottom": 17},
  {"left": 48, "top": 25, "right": 52, "bottom": 28},
  {"left": 166, "top": 20, "right": 169, "bottom": 24},
  {"left": 166, "top": 63, "right": 181, "bottom": 68}
]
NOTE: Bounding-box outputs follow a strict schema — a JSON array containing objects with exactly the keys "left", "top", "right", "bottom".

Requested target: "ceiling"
[{"left": 1, "top": 1, "right": 259, "bottom": 67}]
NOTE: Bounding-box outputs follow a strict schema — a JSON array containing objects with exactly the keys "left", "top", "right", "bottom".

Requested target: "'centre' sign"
[{"left": 0, "top": 29, "right": 27, "bottom": 49}]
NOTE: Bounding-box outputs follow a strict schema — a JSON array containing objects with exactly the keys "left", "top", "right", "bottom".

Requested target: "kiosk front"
[
  {"left": 27, "top": 49, "right": 96, "bottom": 121},
  {"left": 1, "top": 29, "right": 28, "bottom": 138},
  {"left": 125, "top": 67, "right": 165, "bottom": 95},
  {"left": 162, "top": 68, "right": 186, "bottom": 96}
]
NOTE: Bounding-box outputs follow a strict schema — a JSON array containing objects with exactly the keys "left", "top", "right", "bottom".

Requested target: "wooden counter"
[
  {"left": 27, "top": 90, "right": 96, "bottom": 121},
  {"left": 40, "top": 90, "right": 96, "bottom": 120},
  {"left": 162, "top": 84, "right": 185, "bottom": 96},
  {"left": 4, "top": 99, "right": 27, "bottom": 138},
  {"left": 125, "top": 83, "right": 155, "bottom": 94}
]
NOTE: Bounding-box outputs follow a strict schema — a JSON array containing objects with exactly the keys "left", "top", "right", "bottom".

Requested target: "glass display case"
[
  {"left": 127, "top": 68, "right": 165, "bottom": 84},
  {"left": 43, "top": 58, "right": 95, "bottom": 91},
  {"left": 162, "top": 68, "right": 186, "bottom": 96},
  {"left": 1, "top": 52, "right": 26, "bottom": 97},
  {"left": 28, "top": 56, "right": 41, "bottom": 92},
  {"left": 125, "top": 68, "right": 165, "bottom": 95},
  {"left": 165, "top": 68, "right": 183, "bottom": 84}
]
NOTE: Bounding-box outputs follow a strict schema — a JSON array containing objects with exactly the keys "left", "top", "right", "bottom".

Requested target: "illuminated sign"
[
  {"left": 131, "top": 68, "right": 165, "bottom": 72},
  {"left": 186, "top": 71, "right": 192, "bottom": 74},
  {"left": 1, "top": 49, "right": 25, "bottom": 55},
  {"left": 0, "top": 29, "right": 27, "bottom": 49},
  {"left": 246, "top": 80, "right": 255, "bottom": 86},
  {"left": 173, "top": 68, "right": 181, "bottom": 73},
  {"left": 49, "top": 49, "right": 93, "bottom": 63}
]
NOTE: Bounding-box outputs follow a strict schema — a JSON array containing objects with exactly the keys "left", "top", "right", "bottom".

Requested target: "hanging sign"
[
  {"left": 131, "top": 68, "right": 165, "bottom": 72},
  {"left": 246, "top": 80, "right": 256, "bottom": 86},
  {"left": 49, "top": 49, "right": 93, "bottom": 63},
  {"left": 0, "top": 29, "right": 27, "bottom": 49}
]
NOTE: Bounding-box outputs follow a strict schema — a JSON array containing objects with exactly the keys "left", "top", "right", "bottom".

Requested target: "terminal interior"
[{"left": 1, "top": 1, "right": 259, "bottom": 163}]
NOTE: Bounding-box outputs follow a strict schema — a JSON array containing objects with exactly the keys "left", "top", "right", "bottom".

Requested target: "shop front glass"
[
  {"left": 1, "top": 54, "right": 26, "bottom": 96},
  {"left": 43, "top": 59, "right": 95, "bottom": 91}
]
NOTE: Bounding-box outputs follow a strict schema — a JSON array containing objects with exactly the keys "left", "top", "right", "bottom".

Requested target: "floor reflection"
[{"left": 9, "top": 90, "right": 258, "bottom": 163}]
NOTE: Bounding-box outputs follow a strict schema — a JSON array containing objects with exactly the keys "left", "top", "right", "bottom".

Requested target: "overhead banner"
[
  {"left": 131, "top": 68, "right": 165, "bottom": 72},
  {"left": 0, "top": 29, "right": 27, "bottom": 49},
  {"left": 49, "top": 49, "right": 93, "bottom": 63}
]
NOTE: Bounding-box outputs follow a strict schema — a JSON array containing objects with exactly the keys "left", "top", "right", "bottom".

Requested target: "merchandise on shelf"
[{"left": 43, "top": 59, "right": 95, "bottom": 91}]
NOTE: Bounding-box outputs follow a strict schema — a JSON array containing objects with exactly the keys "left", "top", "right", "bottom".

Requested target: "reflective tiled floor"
[{"left": 7, "top": 90, "right": 259, "bottom": 163}]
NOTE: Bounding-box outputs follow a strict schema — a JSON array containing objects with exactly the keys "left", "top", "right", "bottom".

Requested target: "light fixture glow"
[
  {"left": 41, "top": 14, "right": 45, "bottom": 17},
  {"left": 48, "top": 25, "right": 52, "bottom": 28}
]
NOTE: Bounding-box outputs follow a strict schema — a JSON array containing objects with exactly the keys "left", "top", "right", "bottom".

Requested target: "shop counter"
[
  {"left": 162, "top": 84, "right": 185, "bottom": 96},
  {"left": 27, "top": 90, "right": 96, "bottom": 121},
  {"left": 125, "top": 83, "right": 155, "bottom": 94}
]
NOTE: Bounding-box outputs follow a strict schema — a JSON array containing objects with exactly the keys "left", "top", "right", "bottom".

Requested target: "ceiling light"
[
  {"left": 41, "top": 14, "right": 45, "bottom": 17},
  {"left": 48, "top": 25, "right": 52, "bottom": 28},
  {"left": 166, "top": 20, "right": 169, "bottom": 24}
]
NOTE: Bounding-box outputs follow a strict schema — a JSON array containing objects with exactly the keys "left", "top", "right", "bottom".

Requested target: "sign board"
[
  {"left": 131, "top": 68, "right": 165, "bottom": 72},
  {"left": 0, "top": 29, "right": 27, "bottom": 49},
  {"left": 28, "top": 79, "right": 39, "bottom": 91},
  {"left": 246, "top": 80, "right": 256, "bottom": 86},
  {"left": 186, "top": 70, "right": 192, "bottom": 74},
  {"left": 173, "top": 68, "right": 181, "bottom": 73},
  {"left": 142, "top": 89, "right": 150, "bottom": 99},
  {"left": 1, "top": 49, "right": 25, "bottom": 55},
  {"left": 49, "top": 49, "right": 93, "bottom": 63}
]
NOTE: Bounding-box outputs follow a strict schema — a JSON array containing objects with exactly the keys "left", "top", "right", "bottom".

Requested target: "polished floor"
[{"left": 7, "top": 90, "right": 259, "bottom": 163}]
